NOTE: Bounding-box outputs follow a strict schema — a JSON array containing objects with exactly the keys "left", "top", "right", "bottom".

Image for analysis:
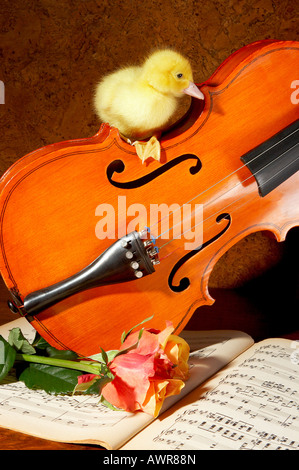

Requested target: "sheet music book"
[{"left": 0, "top": 318, "right": 298, "bottom": 450}]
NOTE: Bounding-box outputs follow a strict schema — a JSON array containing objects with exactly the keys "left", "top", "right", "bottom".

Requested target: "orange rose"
[{"left": 101, "top": 321, "right": 190, "bottom": 417}]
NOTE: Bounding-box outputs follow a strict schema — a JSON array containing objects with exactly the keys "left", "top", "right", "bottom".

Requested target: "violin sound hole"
[
  {"left": 106, "top": 154, "right": 202, "bottom": 189},
  {"left": 168, "top": 213, "right": 232, "bottom": 293}
]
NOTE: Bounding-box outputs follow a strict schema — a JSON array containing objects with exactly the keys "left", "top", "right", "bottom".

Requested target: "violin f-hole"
[
  {"left": 106, "top": 154, "right": 202, "bottom": 189},
  {"left": 168, "top": 213, "right": 232, "bottom": 293}
]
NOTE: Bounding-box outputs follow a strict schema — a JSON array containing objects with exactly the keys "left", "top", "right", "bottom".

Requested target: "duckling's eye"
[{"left": 176, "top": 73, "right": 183, "bottom": 79}]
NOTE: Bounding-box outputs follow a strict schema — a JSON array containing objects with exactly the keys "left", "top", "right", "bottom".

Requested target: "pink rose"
[{"left": 101, "top": 321, "right": 190, "bottom": 417}]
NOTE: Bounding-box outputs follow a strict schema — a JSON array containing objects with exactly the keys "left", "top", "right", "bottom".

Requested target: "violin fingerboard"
[{"left": 241, "top": 119, "right": 299, "bottom": 197}]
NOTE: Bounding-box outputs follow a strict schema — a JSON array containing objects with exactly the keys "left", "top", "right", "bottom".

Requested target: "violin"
[{"left": 0, "top": 39, "right": 298, "bottom": 355}]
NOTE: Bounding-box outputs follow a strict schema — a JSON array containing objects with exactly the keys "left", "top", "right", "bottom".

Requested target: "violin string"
[
  {"left": 157, "top": 140, "right": 299, "bottom": 242},
  {"left": 150, "top": 124, "right": 299, "bottom": 236},
  {"left": 148, "top": 124, "right": 299, "bottom": 241},
  {"left": 158, "top": 156, "right": 299, "bottom": 263},
  {"left": 157, "top": 150, "right": 299, "bottom": 253}
]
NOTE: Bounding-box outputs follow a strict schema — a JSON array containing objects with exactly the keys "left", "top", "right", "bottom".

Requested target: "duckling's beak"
[{"left": 183, "top": 82, "right": 204, "bottom": 100}]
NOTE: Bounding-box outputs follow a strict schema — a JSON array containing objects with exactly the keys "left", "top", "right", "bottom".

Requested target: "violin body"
[{"left": 0, "top": 40, "right": 298, "bottom": 355}]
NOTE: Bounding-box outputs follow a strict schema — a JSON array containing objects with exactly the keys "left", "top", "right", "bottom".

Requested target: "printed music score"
[
  {"left": 0, "top": 378, "right": 129, "bottom": 429},
  {"left": 123, "top": 342, "right": 299, "bottom": 450},
  {"left": 0, "top": 331, "right": 233, "bottom": 433},
  {"left": 1, "top": 318, "right": 298, "bottom": 450}
]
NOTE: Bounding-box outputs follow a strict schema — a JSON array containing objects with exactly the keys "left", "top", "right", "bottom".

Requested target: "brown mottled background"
[{"left": 0, "top": 0, "right": 298, "bottom": 340}]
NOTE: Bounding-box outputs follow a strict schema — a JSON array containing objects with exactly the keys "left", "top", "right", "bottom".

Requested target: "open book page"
[
  {"left": 122, "top": 338, "right": 299, "bottom": 450},
  {"left": 0, "top": 318, "right": 253, "bottom": 449}
]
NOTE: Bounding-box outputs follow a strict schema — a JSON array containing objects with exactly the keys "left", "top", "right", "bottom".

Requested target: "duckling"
[{"left": 94, "top": 49, "right": 204, "bottom": 163}]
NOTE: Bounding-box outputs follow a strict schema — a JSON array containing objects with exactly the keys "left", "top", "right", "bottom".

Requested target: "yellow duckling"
[{"left": 94, "top": 49, "right": 204, "bottom": 163}]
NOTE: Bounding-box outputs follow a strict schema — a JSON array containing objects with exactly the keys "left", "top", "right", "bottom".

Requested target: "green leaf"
[
  {"left": 100, "top": 347, "right": 108, "bottom": 365},
  {"left": 121, "top": 315, "right": 153, "bottom": 343},
  {"left": 88, "top": 350, "right": 119, "bottom": 363},
  {"left": 32, "top": 333, "right": 78, "bottom": 360},
  {"left": 19, "top": 363, "right": 81, "bottom": 394},
  {"left": 7, "top": 328, "right": 36, "bottom": 355},
  {"left": 0, "top": 336, "right": 16, "bottom": 382},
  {"left": 45, "top": 346, "right": 79, "bottom": 361},
  {"left": 138, "top": 328, "right": 144, "bottom": 341},
  {"left": 32, "top": 333, "right": 51, "bottom": 350}
]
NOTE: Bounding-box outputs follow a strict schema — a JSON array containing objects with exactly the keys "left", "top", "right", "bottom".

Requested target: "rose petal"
[
  {"left": 102, "top": 376, "right": 141, "bottom": 413},
  {"left": 120, "top": 322, "right": 174, "bottom": 356},
  {"left": 142, "top": 378, "right": 185, "bottom": 417},
  {"left": 157, "top": 322, "right": 174, "bottom": 349},
  {"left": 104, "top": 353, "right": 156, "bottom": 410},
  {"left": 111, "top": 351, "right": 157, "bottom": 381},
  {"left": 164, "top": 335, "right": 190, "bottom": 380}
]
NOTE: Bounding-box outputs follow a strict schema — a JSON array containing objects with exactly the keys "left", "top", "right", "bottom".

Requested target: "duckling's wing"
[{"left": 94, "top": 66, "right": 141, "bottom": 122}]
